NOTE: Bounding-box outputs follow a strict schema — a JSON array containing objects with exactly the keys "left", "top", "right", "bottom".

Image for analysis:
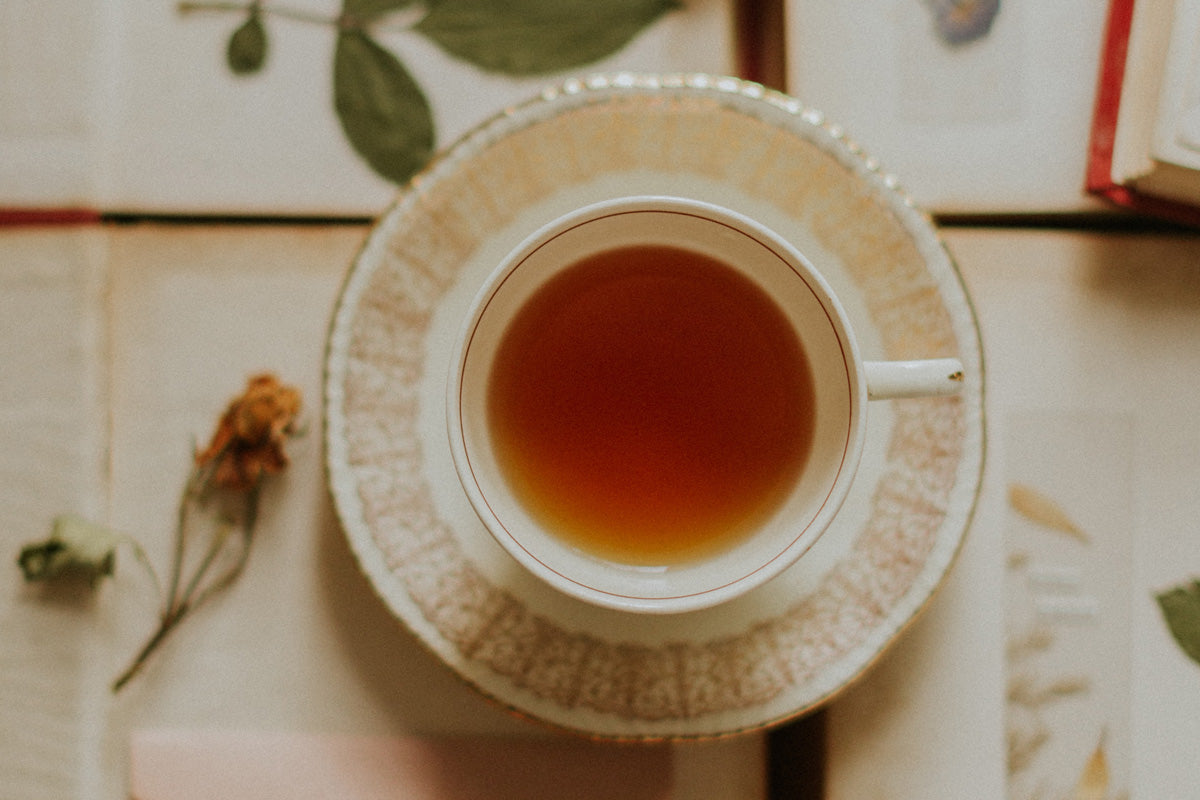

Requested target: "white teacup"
[{"left": 447, "top": 196, "right": 962, "bottom": 614}]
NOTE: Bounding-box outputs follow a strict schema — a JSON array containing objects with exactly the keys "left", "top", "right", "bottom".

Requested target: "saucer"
[{"left": 323, "top": 73, "right": 985, "bottom": 740}]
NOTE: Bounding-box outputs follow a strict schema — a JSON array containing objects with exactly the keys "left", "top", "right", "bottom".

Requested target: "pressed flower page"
[{"left": 1004, "top": 410, "right": 1133, "bottom": 800}]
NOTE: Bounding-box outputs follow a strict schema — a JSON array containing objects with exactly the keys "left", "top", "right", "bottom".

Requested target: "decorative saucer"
[{"left": 323, "top": 73, "right": 985, "bottom": 740}]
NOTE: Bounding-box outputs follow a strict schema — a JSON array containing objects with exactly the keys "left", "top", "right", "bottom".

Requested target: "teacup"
[{"left": 447, "top": 196, "right": 962, "bottom": 614}]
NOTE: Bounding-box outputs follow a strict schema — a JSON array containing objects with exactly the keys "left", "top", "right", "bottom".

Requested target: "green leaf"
[
  {"left": 413, "top": 0, "right": 681, "bottom": 76},
  {"left": 1156, "top": 580, "right": 1200, "bottom": 667},
  {"left": 227, "top": 12, "right": 268, "bottom": 75},
  {"left": 342, "top": 0, "right": 417, "bottom": 24},
  {"left": 17, "top": 514, "right": 121, "bottom": 586},
  {"left": 333, "top": 30, "right": 435, "bottom": 185}
]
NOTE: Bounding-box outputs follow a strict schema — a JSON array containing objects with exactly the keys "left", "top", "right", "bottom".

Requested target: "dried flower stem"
[
  {"left": 177, "top": 1, "right": 334, "bottom": 26},
  {"left": 112, "top": 606, "right": 187, "bottom": 693},
  {"left": 165, "top": 462, "right": 203, "bottom": 613},
  {"left": 120, "top": 532, "right": 163, "bottom": 602},
  {"left": 176, "top": 1, "right": 424, "bottom": 30},
  {"left": 111, "top": 458, "right": 258, "bottom": 692}
]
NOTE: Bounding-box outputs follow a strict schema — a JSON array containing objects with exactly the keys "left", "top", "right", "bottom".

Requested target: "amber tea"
[{"left": 486, "top": 244, "right": 816, "bottom": 565}]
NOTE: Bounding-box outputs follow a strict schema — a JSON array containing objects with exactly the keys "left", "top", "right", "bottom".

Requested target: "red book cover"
[{"left": 1086, "top": 0, "right": 1200, "bottom": 226}]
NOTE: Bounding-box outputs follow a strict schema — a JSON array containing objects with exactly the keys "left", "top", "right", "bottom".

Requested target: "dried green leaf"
[
  {"left": 414, "top": 0, "right": 680, "bottom": 75},
  {"left": 1156, "top": 579, "right": 1200, "bottom": 667},
  {"left": 227, "top": 12, "right": 267, "bottom": 75},
  {"left": 17, "top": 514, "right": 120, "bottom": 586},
  {"left": 342, "top": 0, "right": 416, "bottom": 23},
  {"left": 1008, "top": 483, "right": 1088, "bottom": 542},
  {"left": 1074, "top": 739, "right": 1109, "bottom": 800},
  {"left": 333, "top": 30, "right": 434, "bottom": 185}
]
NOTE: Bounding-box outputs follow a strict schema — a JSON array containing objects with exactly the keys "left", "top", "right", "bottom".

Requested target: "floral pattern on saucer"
[{"left": 324, "top": 73, "right": 985, "bottom": 739}]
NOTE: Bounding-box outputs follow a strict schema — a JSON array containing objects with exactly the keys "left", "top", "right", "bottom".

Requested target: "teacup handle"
[{"left": 864, "top": 358, "right": 964, "bottom": 400}]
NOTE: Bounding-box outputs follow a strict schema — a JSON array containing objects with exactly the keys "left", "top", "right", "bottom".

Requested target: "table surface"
[{"left": 4, "top": 220, "right": 1200, "bottom": 799}]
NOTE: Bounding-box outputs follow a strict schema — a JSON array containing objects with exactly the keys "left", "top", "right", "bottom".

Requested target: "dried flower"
[
  {"left": 1074, "top": 736, "right": 1109, "bottom": 800},
  {"left": 15, "top": 373, "right": 302, "bottom": 692},
  {"left": 1006, "top": 710, "right": 1049, "bottom": 774},
  {"left": 1007, "top": 673, "right": 1089, "bottom": 708},
  {"left": 195, "top": 373, "right": 301, "bottom": 491}
]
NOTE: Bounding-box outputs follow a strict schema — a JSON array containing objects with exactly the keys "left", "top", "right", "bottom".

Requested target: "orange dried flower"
[
  {"left": 195, "top": 374, "right": 302, "bottom": 491},
  {"left": 20, "top": 371, "right": 305, "bottom": 692}
]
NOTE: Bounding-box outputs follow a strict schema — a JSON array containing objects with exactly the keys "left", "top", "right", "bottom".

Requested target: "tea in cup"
[{"left": 447, "top": 196, "right": 961, "bottom": 613}]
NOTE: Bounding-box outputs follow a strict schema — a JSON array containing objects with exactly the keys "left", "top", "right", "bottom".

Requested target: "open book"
[
  {"left": 783, "top": 1, "right": 1111, "bottom": 216},
  {"left": 1087, "top": 0, "right": 1200, "bottom": 224},
  {"left": 1, "top": 1, "right": 734, "bottom": 218}
]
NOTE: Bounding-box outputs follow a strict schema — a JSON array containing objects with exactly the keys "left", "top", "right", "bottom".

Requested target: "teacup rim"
[{"left": 446, "top": 195, "right": 868, "bottom": 614}]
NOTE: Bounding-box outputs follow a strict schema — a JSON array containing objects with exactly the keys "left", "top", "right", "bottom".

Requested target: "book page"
[
  {"left": 1148, "top": 0, "right": 1200, "bottom": 171},
  {"left": 1005, "top": 411, "right": 1132, "bottom": 800},
  {"left": 0, "top": 1, "right": 105, "bottom": 206},
  {"left": 1109, "top": 0, "right": 1178, "bottom": 184},
  {"left": 4, "top": 0, "right": 735, "bottom": 215},
  {"left": 784, "top": 1, "right": 1109, "bottom": 215},
  {"left": 94, "top": 0, "right": 735, "bottom": 216}
]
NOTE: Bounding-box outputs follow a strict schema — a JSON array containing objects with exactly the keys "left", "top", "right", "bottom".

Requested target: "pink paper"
[{"left": 130, "top": 729, "right": 673, "bottom": 800}]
